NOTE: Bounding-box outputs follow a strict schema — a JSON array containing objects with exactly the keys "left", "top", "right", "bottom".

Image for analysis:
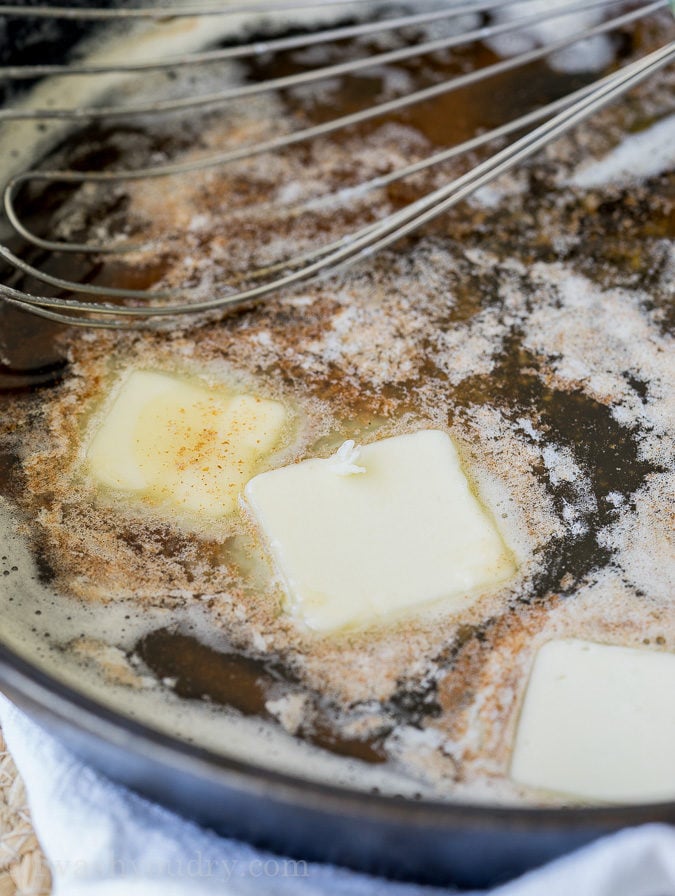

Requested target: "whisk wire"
[
  {"left": 0, "top": 0, "right": 673, "bottom": 327},
  {"left": 0, "top": 0, "right": 652, "bottom": 121},
  {"left": 5, "top": 0, "right": 666, "bottom": 260},
  {"left": 0, "top": 0, "right": 579, "bottom": 79}
]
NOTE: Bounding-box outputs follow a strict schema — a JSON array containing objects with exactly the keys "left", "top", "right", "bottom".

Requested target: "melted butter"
[
  {"left": 136, "top": 627, "right": 388, "bottom": 763},
  {"left": 86, "top": 368, "right": 291, "bottom": 523},
  {"left": 0, "top": 8, "right": 672, "bottom": 804}
]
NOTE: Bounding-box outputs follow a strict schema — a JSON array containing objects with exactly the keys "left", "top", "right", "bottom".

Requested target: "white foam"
[
  {"left": 569, "top": 115, "right": 675, "bottom": 188},
  {"left": 0, "top": 1, "right": 672, "bottom": 809},
  {"left": 487, "top": 0, "right": 615, "bottom": 74}
]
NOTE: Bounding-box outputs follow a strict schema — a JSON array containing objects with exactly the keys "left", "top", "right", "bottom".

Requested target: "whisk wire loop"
[{"left": 0, "top": 0, "right": 673, "bottom": 327}]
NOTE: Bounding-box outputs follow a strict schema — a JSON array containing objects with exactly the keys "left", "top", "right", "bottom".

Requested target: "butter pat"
[
  {"left": 245, "top": 430, "right": 515, "bottom": 632},
  {"left": 511, "top": 639, "right": 675, "bottom": 803},
  {"left": 87, "top": 369, "right": 286, "bottom": 518}
]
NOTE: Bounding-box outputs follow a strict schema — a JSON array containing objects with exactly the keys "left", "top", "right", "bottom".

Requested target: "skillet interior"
[{"left": 0, "top": 2, "right": 674, "bottom": 885}]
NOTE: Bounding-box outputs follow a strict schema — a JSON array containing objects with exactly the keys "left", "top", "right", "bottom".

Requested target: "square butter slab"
[
  {"left": 511, "top": 639, "right": 675, "bottom": 803},
  {"left": 87, "top": 369, "right": 287, "bottom": 519},
  {"left": 245, "top": 429, "right": 514, "bottom": 632}
]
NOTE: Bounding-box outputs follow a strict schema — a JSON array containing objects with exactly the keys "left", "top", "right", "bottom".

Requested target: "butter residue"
[{"left": 328, "top": 439, "right": 366, "bottom": 476}]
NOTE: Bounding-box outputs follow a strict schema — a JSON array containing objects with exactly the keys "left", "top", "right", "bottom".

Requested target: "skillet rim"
[{"left": 1, "top": 635, "right": 675, "bottom": 831}]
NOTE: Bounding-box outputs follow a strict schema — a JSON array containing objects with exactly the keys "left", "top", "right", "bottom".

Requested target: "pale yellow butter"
[
  {"left": 245, "top": 429, "right": 515, "bottom": 632},
  {"left": 87, "top": 369, "right": 286, "bottom": 518},
  {"left": 511, "top": 639, "right": 675, "bottom": 803}
]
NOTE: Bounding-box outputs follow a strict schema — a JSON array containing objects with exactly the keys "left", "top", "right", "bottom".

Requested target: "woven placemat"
[{"left": 0, "top": 730, "right": 51, "bottom": 896}]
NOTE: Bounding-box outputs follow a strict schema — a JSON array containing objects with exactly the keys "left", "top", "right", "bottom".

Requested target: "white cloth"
[{"left": 1, "top": 695, "right": 675, "bottom": 896}]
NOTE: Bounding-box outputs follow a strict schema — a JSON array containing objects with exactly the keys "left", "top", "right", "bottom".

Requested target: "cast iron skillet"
[
  {"left": 1, "top": 4, "right": 674, "bottom": 888},
  {"left": 3, "top": 638, "right": 675, "bottom": 889}
]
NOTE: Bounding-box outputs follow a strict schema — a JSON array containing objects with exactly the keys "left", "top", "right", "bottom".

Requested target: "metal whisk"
[{"left": 0, "top": 0, "right": 673, "bottom": 328}]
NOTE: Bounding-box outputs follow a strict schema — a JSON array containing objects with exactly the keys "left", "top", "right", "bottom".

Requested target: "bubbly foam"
[{"left": 0, "top": 3, "right": 673, "bottom": 807}]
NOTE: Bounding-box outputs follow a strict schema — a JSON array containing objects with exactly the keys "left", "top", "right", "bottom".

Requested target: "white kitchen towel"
[{"left": 2, "top": 695, "right": 675, "bottom": 896}]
